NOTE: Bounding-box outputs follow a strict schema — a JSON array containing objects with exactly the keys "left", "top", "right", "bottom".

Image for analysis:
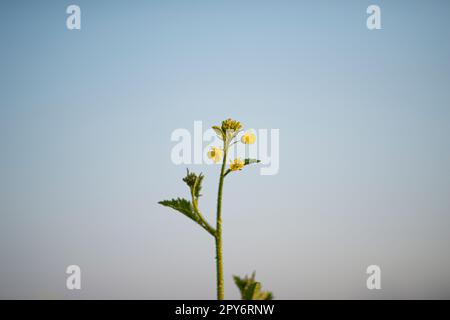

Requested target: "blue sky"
[{"left": 1, "top": 0, "right": 450, "bottom": 298}]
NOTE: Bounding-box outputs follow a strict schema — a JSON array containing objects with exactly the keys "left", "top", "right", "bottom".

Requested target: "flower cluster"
[
  {"left": 208, "top": 118, "right": 256, "bottom": 172},
  {"left": 229, "top": 159, "right": 245, "bottom": 171},
  {"left": 221, "top": 118, "right": 242, "bottom": 132}
]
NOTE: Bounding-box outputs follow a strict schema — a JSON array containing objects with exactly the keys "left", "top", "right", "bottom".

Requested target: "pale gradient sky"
[{"left": 1, "top": 0, "right": 450, "bottom": 299}]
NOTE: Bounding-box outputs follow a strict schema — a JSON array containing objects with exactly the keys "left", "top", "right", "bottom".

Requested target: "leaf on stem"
[
  {"left": 158, "top": 198, "right": 198, "bottom": 222},
  {"left": 183, "top": 169, "right": 204, "bottom": 198},
  {"left": 233, "top": 272, "right": 273, "bottom": 300}
]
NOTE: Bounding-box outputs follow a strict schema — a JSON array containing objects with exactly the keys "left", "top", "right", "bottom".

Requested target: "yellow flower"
[
  {"left": 229, "top": 158, "right": 245, "bottom": 171},
  {"left": 241, "top": 131, "right": 256, "bottom": 144},
  {"left": 207, "top": 147, "right": 223, "bottom": 163}
]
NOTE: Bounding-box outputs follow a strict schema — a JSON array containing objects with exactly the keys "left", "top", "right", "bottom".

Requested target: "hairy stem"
[
  {"left": 215, "top": 147, "right": 227, "bottom": 300},
  {"left": 191, "top": 190, "right": 216, "bottom": 237}
]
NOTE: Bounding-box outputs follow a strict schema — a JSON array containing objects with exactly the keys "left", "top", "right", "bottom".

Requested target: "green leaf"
[
  {"left": 182, "top": 169, "right": 204, "bottom": 198},
  {"left": 158, "top": 198, "right": 198, "bottom": 222},
  {"left": 212, "top": 126, "right": 224, "bottom": 140},
  {"left": 243, "top": 282, "right": 258, "bottom": 300},
  {"left": 193, "top": 173, "right": 204, "bottom": 198},
  {"left": 233, "top": 272, "right": 273, "bottom": 300}
]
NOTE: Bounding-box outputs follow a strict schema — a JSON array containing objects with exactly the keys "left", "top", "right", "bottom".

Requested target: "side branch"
[{"left": 191, "top": 189, "right": 216, "bottom": 237}]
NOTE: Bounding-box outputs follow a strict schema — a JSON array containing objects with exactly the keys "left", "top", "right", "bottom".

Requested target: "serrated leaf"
[
  {"left": 158, "top": 198, "right": 198, "bottom": 222},
  {"left": 233, "top": 275, "right": 247, "bottom": 293},
  {"left": 243, "top": 282, "right": 259, "bottom": 300},
  {"left": 183, "top": 170, "right": 204, "bottom": 198},
  {"left": 233, "top": 272, "right": 273, "bottom": 300}
]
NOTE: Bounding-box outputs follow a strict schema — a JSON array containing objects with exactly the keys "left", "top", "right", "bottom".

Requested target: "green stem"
[
  {"left": 191, "top": 189, "right": 216, "bottom": 237},
  {"left": 215, "top": 147, "right": 227, "bottom": 300}
]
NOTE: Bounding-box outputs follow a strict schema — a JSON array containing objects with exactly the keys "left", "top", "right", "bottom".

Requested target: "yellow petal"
[{"left": 241, "top": 132, "right": 256, "bottom": 144}]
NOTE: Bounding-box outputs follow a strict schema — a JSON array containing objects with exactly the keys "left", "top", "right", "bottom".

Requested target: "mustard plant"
[{"left": 159, "top": 118, "right": 273, "bottom": 300}]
